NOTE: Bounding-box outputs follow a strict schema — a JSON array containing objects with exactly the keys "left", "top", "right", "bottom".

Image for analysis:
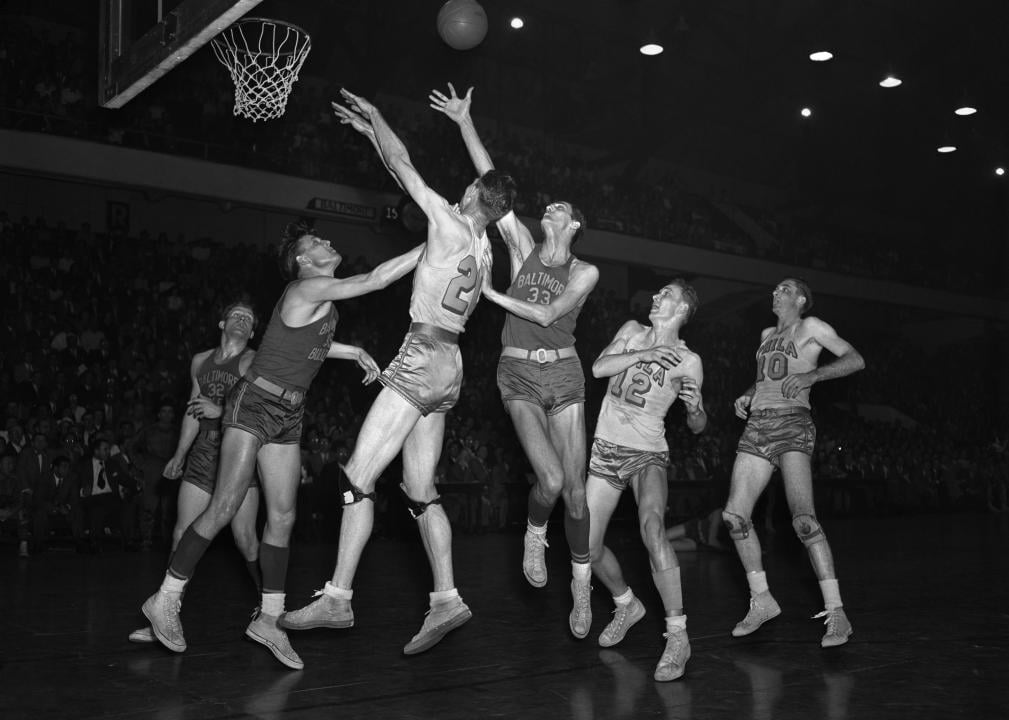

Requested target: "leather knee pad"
[
  {"left": 338, "top": 466, "right": 375, "bottom": 506},
  {"left": 400, "top": 483, "right": 441, "bottom": 519},
  {"left": 792, "top": 513, "right": 824, "bottom": 546},
  {"left": 722, "top": 510, "right": 751, "bottom": 540}
]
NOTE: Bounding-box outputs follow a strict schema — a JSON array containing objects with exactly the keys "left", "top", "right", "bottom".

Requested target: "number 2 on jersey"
[{"left": 441, "top": 254, "right": 478, "bottom": 316}]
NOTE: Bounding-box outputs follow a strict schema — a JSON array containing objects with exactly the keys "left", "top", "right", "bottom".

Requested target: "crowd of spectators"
[
  {"left": 0, "top": 14, "right": 994, "bottom": 293},
  {"left": 2, "top": 215, "right": 1006, "bottom": 560}
]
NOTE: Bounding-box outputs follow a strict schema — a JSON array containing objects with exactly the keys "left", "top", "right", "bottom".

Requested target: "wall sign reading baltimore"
[{"left": 307, "top": 197, "right": 377, "bottom": 221}]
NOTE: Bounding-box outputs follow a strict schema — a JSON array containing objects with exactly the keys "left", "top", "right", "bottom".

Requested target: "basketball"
[{"left": 437, "top": 0, "right": 488, "bottom": 51}]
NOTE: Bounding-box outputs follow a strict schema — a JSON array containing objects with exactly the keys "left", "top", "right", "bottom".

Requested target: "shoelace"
[
  {"left": 659, "top": 630, "right": 687, "bottom": 664},
  {"left": 574, "top": 582, "right": 592, "bottom": 613},
  {"left": 812, "top": 609, "right": 839, "bottom": 634},
  {"left": 607, "top": 602, "right": 633, "bottom": 633}
]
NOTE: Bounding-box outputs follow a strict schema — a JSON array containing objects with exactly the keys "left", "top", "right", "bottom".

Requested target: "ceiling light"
[
  {"left": 800, "top": 107, "right": 812, "bottom": 118},
  {"left": 996, "top": 167, "right": 1005, "bottom": 177},
  {"left": 879, "top": 75, "right": 902, "bottom": 88},
  {"left": 954, "top": 104, "right": 977, "bottom": 116},
  {"left": 509, "top": 17, "right": 524, "bottom": 30},
  {"left": 809, "top": 50, "right": 833, "bottom": 62},
  {"left": 936, "top": 145, "right": 956, "bottom": 153},
  {"left": 640, "top": 42, "right": 664, "bottom": 56}
]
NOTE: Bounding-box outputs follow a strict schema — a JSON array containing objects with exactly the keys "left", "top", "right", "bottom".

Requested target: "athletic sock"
[
  {"left": 819, "top": 578, "right": 842, "bottom": 610},
  {"left": 431, "top": 588, "right": 460, "bottom": 606},
  {"left": 260, "top": 592, "right": 284, "bottom": 617},
  {"left": 572, "top": 560, "right": 591, "bottom": 583},
  {"left": 323, "top": 581, "right": 352, "bottom": 600},
  {"left": 746, "top": 570, "right": 769, "bottom": 596},
  {"left": 613, "top": 587, "right": 634, "bottom": 606},
  {"left": 259, "top": 542, "right": 289, "bottom": 594},
  {"left": 246, "top": 559, "right": 263, "bottom": 593},
  {"left": 168, "top": 526, "right": 211, "bottom": 580},
  {"left": 666, "top": 614, "right": 687, "bottom": 632},
  {"left": 652, "top": 566, "right": 683, "bottom": 614},
  {"left": 527, "top": 492, "right": 554, "bottom": 527},
  {"left": 565, "top": 508, "right": 591, "bottom": 565}
]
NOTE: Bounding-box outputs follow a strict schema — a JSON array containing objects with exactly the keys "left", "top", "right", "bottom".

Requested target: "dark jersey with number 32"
[
  {"left": 195, "top": 348, "right": 252, "bottom": 431},
  {"left": 409, "top": 215, "right": 487, "bottom": 334}
]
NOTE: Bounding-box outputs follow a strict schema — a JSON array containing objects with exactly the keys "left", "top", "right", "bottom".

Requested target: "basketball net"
[{"left": 211, "top": 18, "right": 311, "bottom": 122}]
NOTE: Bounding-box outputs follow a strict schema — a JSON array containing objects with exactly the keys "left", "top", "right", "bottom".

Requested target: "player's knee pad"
[
  {"left": 338, "top": 467, "right": 375, "bottom": 506},
  {"left": 791, "top": 513, "right": 824, "bottom": 547},
  {"left": 400, "top": 483, "right": 441, "bottom": 519},
  {"left": 721, "top": 510, "right": 751, "bottom": 540}
]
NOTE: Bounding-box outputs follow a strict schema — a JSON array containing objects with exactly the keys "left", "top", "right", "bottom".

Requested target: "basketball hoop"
[{"left": 211, "top": 17, "right": 311, "bottom": 122}]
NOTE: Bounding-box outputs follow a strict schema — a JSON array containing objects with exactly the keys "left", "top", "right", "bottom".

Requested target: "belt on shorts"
[
  {"left": 750, "top": 407, "right": 810, "bottom": 418},
  {"left": 409, "top": 322, "right": 459, "bottom": 345},
  {"left": 245, "top": 372, "right": 305, "bottom": 405},
  {"left": 501, "top": 345, "right": 577, "bottom": 364}
]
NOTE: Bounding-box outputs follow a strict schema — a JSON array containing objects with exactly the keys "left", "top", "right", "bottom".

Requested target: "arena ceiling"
[{"left": 246, "top": 0, "right": 1008, "bottom": 248}]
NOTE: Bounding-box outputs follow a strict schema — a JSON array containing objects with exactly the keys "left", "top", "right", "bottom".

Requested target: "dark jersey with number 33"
[{"left": 501, "top": 245, "right": 582, "bottom": 350}]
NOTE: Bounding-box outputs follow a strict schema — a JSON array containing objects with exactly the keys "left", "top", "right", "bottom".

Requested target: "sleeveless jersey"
[
  {"left": 249, "top": 288, "right": 337, "bottom": 391},
  {"left": 409, "top": 215, "right": 487, "bottom": 334},
  {"left": 195, "top": 348, "right": 251, "bottom": 430},
  {"left": 750, "top": 324, "right": 817, "bottom": 410},
  {"left": 501, "top": 246, "right": 582, "bottom": 350},
  {"left": 595, "top": 336, "right": 686, "bottom": 452}
]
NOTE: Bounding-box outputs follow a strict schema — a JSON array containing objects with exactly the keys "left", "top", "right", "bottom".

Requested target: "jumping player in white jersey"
[
  {"left": 724, "top": 278, "right": 864, "bottom": 648},
  {"left": 280, "top": 90, "right": 516, "bottom": 655},
  {"left": 430, "top": 84, "right": 599, "bottom": 639},
  {"left": 585, "top": 280, "right": 706, "bottom": 681}
]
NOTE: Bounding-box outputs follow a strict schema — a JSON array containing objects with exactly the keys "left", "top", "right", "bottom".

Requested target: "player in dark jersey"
[
  {"left": 280, "top": 90, "right": 515, "bottom": 656},
  {"left": 129, "top": 299, "right": 259, "bottom": 645},
  {"left": 140, "top": 220, "right": 425, "bottom": 669},
  {"left": 585, "top": 280, "right": 705, "bottom": 682},
  {"left": 724, "top": 278, "right": 864, "bottom": 648},
  {"left": 430, "top": 84, "right": 599, "bottom": 638}
]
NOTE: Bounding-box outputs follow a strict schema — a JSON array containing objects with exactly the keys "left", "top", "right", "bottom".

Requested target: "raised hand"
[
  {"left": 331, "top": 100, "right": 374, "bottom": 139},
  {"left": 339, "top": 88, "right": 377, "bottom": 116},
  {"left": 429, "top": 82, "right": 473, "bottom": 123}
]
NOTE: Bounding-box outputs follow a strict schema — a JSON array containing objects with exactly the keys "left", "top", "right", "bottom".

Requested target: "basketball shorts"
[
  {"left": 497, "top": 355, "right": 585, "bottom": 415},
  {"left": 181, "top": 428, "right": 259, "bottom": 494},
  {"left": 380, "top": 329, "right": 463, "bottom": 416},
  {"left": 223, "top": 379, "right": 304, "bottom": 446},
  {"left": 589, "top": 437, "right": 669, "bottom": 492},
  {"left": 736, "top": 407, "right": 815, "bottom": 468}
]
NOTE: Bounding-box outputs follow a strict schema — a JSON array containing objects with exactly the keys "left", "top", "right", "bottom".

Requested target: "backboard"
[{"left": 98, "top": 0, "right": 264, "bottom": 108}]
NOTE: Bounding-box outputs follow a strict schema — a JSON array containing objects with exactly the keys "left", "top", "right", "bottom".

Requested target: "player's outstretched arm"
[
  {"left": 295, "top": 244, "right": 425, "bottom": 304},
  {"left": 483, "top": 258, "right": 599, "bottom": 327},
  {"left": 430, "top": 83, "right": 533, "bottom": 276},
  {"left": 335, "top": 90, "right": 449, "bottom": 225}
]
